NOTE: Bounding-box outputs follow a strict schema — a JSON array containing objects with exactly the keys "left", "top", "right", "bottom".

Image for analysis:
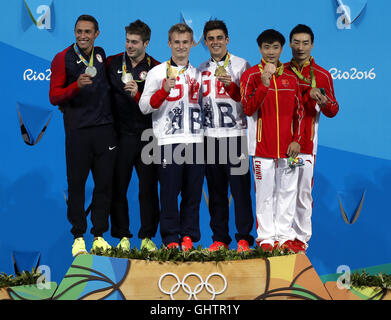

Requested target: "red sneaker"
[
  {"left": 181, "top": 236, "right": 193, "bottom": 252},
  {"left": 260, "top": 243, "right": 273, "bottom": 252},
  {"left": 280, "top": 240, "right": 298, "bottom": 253},
  {"left": 293, "top": 239, "right": 307, "bottom": 253},
  {"left": 166, "top": 242, "right": 179, "bottom": 249},
  {"left": 209, "top": 241, "right": 229, "bottom": 252},
  {"left": 237, "top": 240, "right": 251, "bottom": 252}
]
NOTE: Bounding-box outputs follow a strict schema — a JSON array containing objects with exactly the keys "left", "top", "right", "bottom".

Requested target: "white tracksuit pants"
[
  {"left": 293, "top": 153, "right": 315, "bottom": 247},
  {"left": 252, "top": 157, "right": 299, "bottom": 246}
]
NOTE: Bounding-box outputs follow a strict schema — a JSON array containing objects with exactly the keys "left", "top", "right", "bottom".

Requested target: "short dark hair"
[
  {"left": 203, "top": 19, "right": 228, "bottom": 39},
  {"left": 257, "top": 29, "right": 285, "bottom": 47},
  {"left": 168, "top": 23, "right": 193, "bottom": 41},
  {"left": 75, "top": 15, "right": 99, "bottom": 31},
  {"left": 289, "top": 24, "right": 314, "bottom": 43},
  {"left": 125, "top": 19, "right": 151, "bottom": 43}
]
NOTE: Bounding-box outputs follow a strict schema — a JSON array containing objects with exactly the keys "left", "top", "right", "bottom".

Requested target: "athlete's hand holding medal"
[
  {"left": 164, "top": 64, "right": 178, "bottom": 93},
  {"left": 261, "top": 63, "right": 276, "bottom": 87},
  {"left": 121, "top": 53, "right": 139, "bottom": 98},
  {"left": 122, "top": 72, "right": 138, "bottom": 98},
  {"left": 310, "top": 87, "right": 328, "bottom": 107},
  {"left": 215, "top": 66, "right": 232, "bottom": 87},
  {"left": 213, "top": 53, "right": 232, "bottom": 87},
  {"left": 74, "top": 44, "right": 97, "bottom": 89},
  {"left": 77, "top": 73, "right": 93, "bottom": 88}
]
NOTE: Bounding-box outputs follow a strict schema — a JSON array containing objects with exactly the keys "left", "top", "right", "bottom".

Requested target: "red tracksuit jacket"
[
  {"left": 284, "top": 58, "right": 339, "bottom": 155},
  {"left": 240, "top": 60, "right": 304, "bottom": 159}
]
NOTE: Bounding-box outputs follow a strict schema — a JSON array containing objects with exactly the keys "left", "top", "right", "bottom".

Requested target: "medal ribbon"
[
  {"left": 123, "top": 53, "right": 152, "bottom": 82},
  {"left": 212, "top": 52, "right": 230, "bottom": 69},
  {"left": 166, "top": 59, "right": 189, "bottom": 78},
  {"left": 290, "top": 58, "right": 316, "bottom": 88},
  {"left": 73, "top": 44, "right": 94, "bottom": 67},
  {"left": 122, "top": 52, "right": 128, "bottom": 75}
]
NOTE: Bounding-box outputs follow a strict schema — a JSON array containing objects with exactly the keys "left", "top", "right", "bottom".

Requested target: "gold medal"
[
  {"left": 214, "top": 65, "right": 227, "bottom": 77},
  {"left": 167, "top": 66, "right": 178, "bottom": 79},
  {"left": 213, "top": 53, "right": 230, "bottom": 77}
]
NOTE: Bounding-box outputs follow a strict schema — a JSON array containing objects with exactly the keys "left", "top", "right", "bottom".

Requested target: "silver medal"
[
  {"left": 85, "top": 66, "right": 97, "bottom": 77},
  {"left": 121, "top": 72, "right": 133, "bottom": 84}
]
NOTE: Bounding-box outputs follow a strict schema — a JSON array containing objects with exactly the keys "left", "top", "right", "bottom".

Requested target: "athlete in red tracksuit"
[
  {"left": 285, "top": 24, "right": 339, "bottom": 252},
  {"left": 240, "top": 29, "right": 304, "bottom": 252}
]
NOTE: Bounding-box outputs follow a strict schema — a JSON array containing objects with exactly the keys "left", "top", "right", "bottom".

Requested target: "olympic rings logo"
[{"left": 158, "top": 272, "right": 227, "bottom": 300}]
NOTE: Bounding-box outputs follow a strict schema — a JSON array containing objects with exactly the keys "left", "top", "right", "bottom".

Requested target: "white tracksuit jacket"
[
  {"left": 198, "top": 53, "right": 250, "bottom": 137},
  {"left": 139, "top": 61, "right": 203, "bottom": 146}
]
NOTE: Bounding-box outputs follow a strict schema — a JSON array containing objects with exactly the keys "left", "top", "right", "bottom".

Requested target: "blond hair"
[{"left": 168, "top": 23, "right": 194, "bottom": 41}]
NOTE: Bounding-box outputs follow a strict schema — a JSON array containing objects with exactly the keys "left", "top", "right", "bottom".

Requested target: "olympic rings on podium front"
[{"left": 158, "top": 272, "right": 227, "bottom": 300}]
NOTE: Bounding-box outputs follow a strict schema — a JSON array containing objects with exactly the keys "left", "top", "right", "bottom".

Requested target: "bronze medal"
[{"left": 264, "top": 63, "right": 276, "bottom": 75}]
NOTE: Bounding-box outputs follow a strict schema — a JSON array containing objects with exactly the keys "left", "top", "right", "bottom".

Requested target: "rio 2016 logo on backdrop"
[{"left": 23, "top": 0, "right": 54, "bottom": 31}]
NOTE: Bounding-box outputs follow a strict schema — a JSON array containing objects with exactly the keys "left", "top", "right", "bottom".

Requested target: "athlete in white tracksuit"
[
  {"left": 139, "top": 24, "right": 204, "bottom": 249},
  {"left": 139, "top": 61, "right": 203, "bottom": 146},
  {"left": 199, "top": 51, "right": 254, "bottom": 250}
]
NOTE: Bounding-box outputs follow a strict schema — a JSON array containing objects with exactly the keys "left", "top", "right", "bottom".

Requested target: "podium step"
[{"left": 51, "top": 253, "right": 331, "bottom": 300}]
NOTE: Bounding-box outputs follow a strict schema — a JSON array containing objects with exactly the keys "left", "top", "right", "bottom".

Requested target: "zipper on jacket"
[
  {"left": 257, "top": 119, "right": 262, "bottom": 142},
  {"left": 273, "top": 75, "right": 280, "bottom": 158}
]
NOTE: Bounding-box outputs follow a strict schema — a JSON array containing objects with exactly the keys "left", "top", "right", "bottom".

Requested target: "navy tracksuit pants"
[
  {"left": 158, "top": 143, "right": 205, "bottom": 245},
  {"left": 65, "top": 124, "right": 117, "bottom": 239},
  {"left": 204, "top": 136, "right": 254, "bottom": 246},
  {"left": 110, "top": 132, "right": 160, "bottom": 240}
]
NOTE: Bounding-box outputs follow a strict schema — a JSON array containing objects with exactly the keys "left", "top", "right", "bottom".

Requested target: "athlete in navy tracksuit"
[
  {"left": 49, "top": 15, "right": 116, "bottom": 255},
  {"left": 106, "top": 26, "right": 160, "bottom": 245}
]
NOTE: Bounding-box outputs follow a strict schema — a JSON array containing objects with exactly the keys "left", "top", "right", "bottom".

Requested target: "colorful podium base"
[
  {"left": 51, "top": 254, "right": 330, "bottom": 300},
  {"left": 1, "top": 254, "right": 390, "bottom": 300}
]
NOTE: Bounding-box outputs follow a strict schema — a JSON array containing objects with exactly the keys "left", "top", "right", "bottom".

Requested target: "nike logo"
[
  {"left": 117, "top": 70, "right": 122, "bottom": 74},
  {"left": 77, "top": 60, "right": 83, "bottom": 64},
  {"left": 109, "top": 146, "right": 117, "bottom": 151}
]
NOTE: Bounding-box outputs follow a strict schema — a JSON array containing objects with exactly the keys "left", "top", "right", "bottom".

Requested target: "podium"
[{"left": 1, "top": 253, "right": 390, "bottom": 300}]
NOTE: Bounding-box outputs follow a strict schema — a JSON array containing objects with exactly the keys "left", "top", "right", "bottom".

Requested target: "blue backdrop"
[{"left": 1, "top": 0, "right": 390, "bottom": 284}]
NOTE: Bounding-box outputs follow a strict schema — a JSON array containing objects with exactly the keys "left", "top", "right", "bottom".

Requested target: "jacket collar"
[{"left": 290, "top": 56, "right": 314, "bottom": 72}]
